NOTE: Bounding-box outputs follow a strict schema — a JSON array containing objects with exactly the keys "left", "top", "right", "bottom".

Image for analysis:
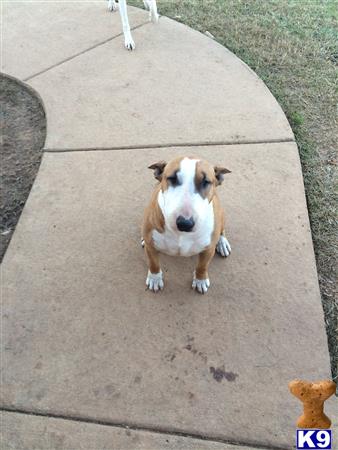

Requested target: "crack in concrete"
[
  {"left": 23, "top": 21, "right": 151, "bottom": 82},
  {"left": 1, "top": 407, "right": 288, "bottom": 450},
  {"left": 43, "top": 137, "right": 295, "bottom": 153}
]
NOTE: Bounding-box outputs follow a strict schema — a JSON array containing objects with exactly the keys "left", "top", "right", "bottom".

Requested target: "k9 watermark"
[{"left": 296, "top": 429, "right": 332, "bottom": 449}]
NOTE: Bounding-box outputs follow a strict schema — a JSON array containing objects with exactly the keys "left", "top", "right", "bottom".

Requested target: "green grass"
[{"left": 131, "top": 0, "right": 338, "bottom": 381}]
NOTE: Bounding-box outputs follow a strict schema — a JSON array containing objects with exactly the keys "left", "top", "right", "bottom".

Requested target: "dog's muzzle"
[{"left": 176, "top": 215, "right": 195, "bottom": 232}]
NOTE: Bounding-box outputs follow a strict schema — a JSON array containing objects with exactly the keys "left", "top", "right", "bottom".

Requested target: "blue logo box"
[{"left": 297, "top": 429, "right": 332, "bottom": 449}]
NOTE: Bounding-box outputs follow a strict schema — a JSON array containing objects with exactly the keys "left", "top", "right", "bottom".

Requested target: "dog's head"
[{"left": 148, "top": 156, "right": 230, "bottom": 233}]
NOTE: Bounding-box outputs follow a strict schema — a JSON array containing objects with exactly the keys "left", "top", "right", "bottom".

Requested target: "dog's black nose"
[{"left": 176, "top": 216, "right": 195, "bottom": 232}]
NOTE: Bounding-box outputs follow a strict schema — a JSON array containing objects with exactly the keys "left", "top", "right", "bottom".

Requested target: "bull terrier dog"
[
  {"left": 107, "top": 0, "right": 159, "bottom": 50},
  {"left": 142, "top": 156, "right": 232, "bottom": 294}
]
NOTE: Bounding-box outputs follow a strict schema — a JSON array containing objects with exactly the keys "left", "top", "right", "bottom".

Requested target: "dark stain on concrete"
[
  {"left": 93, "top": 383, "right": 121, "bottom": 400},
  {"left": 164, "top": 351, "right": 176, "bottom": 362},
  {"left": 184, "top": 344, "right": 198, "bottom": 355},
  {"left": 104, "top": 383, "right": 116, "bottom": 394},
  {"left": 34, "top": 361, "right": 42, "bottom": 370},
  {"left": 164, "top": 346, "right": 181, "bottom": 362},
  {"left": 49, "top": 432, "right": 65, "bottom": 449},
  {"left": 210, "top": 366, "right": 238, "bottom": 382},
  {"left": 134, "top": 375, "right": 142, "bottom": 384},
  {"left": 198, "top": 351, "right": 208, "bottom": 364},
  {"left": 184, "top": 341, "right": 207, "bottom": 362},
  {"left": 93, "top": 388, "right": 100, "bottom": 397},
  {"left": 35, "top": 388, "right": 46, "bottom": 400}
]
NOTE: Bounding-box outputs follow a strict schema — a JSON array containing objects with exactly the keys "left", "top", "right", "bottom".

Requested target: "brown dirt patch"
[{"left": 0, "top": 74, "right": 46, "bottom": 261}]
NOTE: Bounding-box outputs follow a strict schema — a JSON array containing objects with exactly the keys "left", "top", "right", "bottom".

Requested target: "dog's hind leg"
[
  {"left": 107, "top": 0, "right": 118, "bottom": 12},
  {"left": 143, "top": 0, "right": 159, "bottom": 23},
  {"left": 216, "top": 210, "right": 231, "bottom": 257},
  {"left": 118, "top": 0, "right": 135, "bottom": 50}
]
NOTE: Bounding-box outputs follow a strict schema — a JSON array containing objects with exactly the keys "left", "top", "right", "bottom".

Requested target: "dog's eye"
[
  {"left": 167, "top": 174, "right": 179, "bottom": 186},
  {"left": 201, "top": 179, "right": 211, "bottom": 189}
]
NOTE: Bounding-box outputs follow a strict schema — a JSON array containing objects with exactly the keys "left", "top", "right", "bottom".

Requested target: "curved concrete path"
[{"left": 1, "top": 2, "right": 335, "bottom": 450}]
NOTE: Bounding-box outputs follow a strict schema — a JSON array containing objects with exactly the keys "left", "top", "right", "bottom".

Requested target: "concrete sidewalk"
[{"left": 1, "top": 2, "right": 336, "bottom": 450}]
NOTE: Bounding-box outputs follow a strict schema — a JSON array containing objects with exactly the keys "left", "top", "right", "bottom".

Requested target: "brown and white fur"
[
  {"left": 142, "top": 156, "right": 231, "bottom": 294},
  {"left": 107, "top": 0, "right": 159, "bottom": 50}
]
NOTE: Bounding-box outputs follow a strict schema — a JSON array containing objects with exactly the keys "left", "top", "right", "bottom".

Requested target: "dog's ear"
[
  {"left": 214, "top": 166, "right": 231, "bottom": 186},
  {"left": 148, "top": 161, "right": 167, "bottom": 181}
]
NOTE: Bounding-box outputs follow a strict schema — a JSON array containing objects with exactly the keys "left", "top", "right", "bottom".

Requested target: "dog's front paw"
[
  {"left": 146, "top": 270, "right": 164, "bottom": 292},
  {"left": 124, "top": 33, "right": 136, "bottom": 50},
  {"left": 107, "top": 0, "right": 117, "bottom": 12},
  {"left": 192, "top": 272, "right": 210, "bottom": 294},
  {"left": 216, "top": 235, "right": 231, "bottom": 257}
]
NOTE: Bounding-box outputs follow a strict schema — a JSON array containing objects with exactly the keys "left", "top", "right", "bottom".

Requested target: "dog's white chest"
[{"left": 152, "top": 206, "right": 214, "bottom": 257}]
